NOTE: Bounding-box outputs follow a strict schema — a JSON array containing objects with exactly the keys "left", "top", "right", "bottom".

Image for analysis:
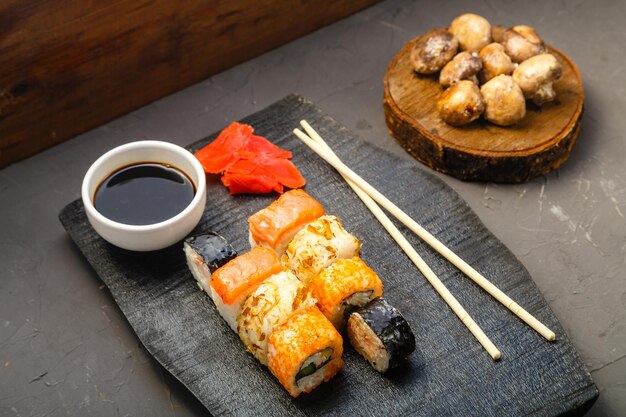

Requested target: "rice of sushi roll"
[
  {"left": 267, "top": 306, "right": 343, "bottom": 398},
  {"left": 347, "top": 297, "right": 416, "bottom": 373},
  {"left": 310, "top": 257, "right": 383, "bottom": 330},
  {"left": 210, "top": 246, "right": 283, "bottom": 331},
  {"left": 237, "top": 270, "right": 316, "bottom": 365},
  {"left": 248, "top": 189, "right": 325, "bottom": 255},
  {"left": 184, "top": 232, "right": 237, "bottom": 299},
  {"left": 283, "top": 215, "right": 361, "bottom": 285}
]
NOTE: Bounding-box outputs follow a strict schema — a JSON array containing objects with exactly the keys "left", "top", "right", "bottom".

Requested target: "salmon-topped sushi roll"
[
  {"left": 310, "top": 257, "right": 383, "bottom": 330},
  {"left": 283, "top": 215, "right": 361, "bottom": 285},
  {"left": 248, "top": 189, "right": 325, "bottom": 255},
  {"left": 237, "top": 270, "right": 316, "bottom": 365},
  {"left": 267, "top": 306, "right": 343, "bottom": 398},
  {"left": 210, "top": 246, "right": 283, "bottom": 331}
]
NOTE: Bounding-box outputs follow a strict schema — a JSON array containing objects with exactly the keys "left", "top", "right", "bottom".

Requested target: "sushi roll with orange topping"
[
  {"left": 210, "top": 246, "right": 283, "bottom": 331},
  {"left": 184, "top": 232, "right": 237, "bottom": 298},
  {"left": 267, "top": 306, "right": 343, "bottom": 397},
  {"left": 283, "top": 215, "right": 361, "bottom": 284},
  {"left": 310, "top": 257, "right": 383, "bottom": 330},
  {"left": 237, "top": 270, "right": 316, "bottom": 365},
  {"left": 248, "top": 189, "right": 325, "bottom": 255}
]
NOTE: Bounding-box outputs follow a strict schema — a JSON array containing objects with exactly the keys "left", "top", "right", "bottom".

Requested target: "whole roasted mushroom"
[
  {"left": 502, "top": 25, "right": 546, "bottom": 63},
  {"left": 439, "top": 51, "right": 483, "bottom": 87},
  {"left": 410, "top": 28, "right": 459, "bottom": 74},
  {"left": 512, "top": 25, "right": 543, "bottom": 44},
  {"left": 491, "top": 24, "right": 507, "bottom": 43},
  {"left": 480, "top": 75, "right": 526, "bottom": 126},
  {"left": 449, "top": 13, "right": 492, "bottom": 52},
  {"left": 513, "top": 53, "right": 563, "bottom": 105},
  {"left": 479, "top": 43, "right": 515, "bottom": 83},
  {"left": 437, "top": 80, "right": 485, "bottom": 126}
]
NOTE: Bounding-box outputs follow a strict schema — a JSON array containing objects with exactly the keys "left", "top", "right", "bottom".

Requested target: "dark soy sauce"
[{"left": 94, "top": 162, "right": 195, "bottom": 225}]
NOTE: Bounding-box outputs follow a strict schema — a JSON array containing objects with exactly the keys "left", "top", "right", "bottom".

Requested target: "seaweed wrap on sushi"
[
  {"left": 248, "top": 189, "right": 325, "bottom": 255},
  {"left": 267, "top": 306, "right": 343, "bottom": 398},
  {"left": 184, "top": 232, "right": 237, "bottom": 298},
  {"left": 283, "top": 215, "right": 361, "bottom": 285},
  {"left": 237, "top": 270, "right": 316, "bottom": 365},
  {"left": 347, "top": 297, "right": 416, "bottom": 373},
  {"left": 310, "top": 257, "right": 383, "bottom": 330},
  {"left": 210, "top": 246, "right": 283, "bottom": 331}
]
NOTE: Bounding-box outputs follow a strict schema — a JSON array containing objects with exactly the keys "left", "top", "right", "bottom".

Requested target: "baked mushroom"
[
  {"left": 466, "top": 75, "right": 479, "bottom": 84},
  {"left": 439, "top": 51, "right": 483, "bottom": 87},
  {"left": 437, "top": 80, "right": 485, "bottom": 126},
  {"left": 512, "top": 25, "right": 543, "bottom": 44},
  {"left": 513, "top": 53, "right": 563, "bottom": 105},
  {"left": 501, "top": 25, "right": 546, "bottom": 63},
  {"left": 479, "top": 43, "right": 515, "bottom": 83},
  {"left": 449, "top": 13, "right": 492, "bottom": 52},
  {"left": 410, "top": 28, "right": 459, "bottom": 74},
  {"left": 491, "top": 24, "right": 507, "bottom": 43},
  {"left": 480, "top": 75, "right": 526, "bottom": 126}
]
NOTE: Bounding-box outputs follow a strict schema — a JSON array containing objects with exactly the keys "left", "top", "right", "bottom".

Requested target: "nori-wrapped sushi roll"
[
  {"left": 347, "top": 297, "right": 415, "bottom": 373},
  {"left": 184, "top": 231, "right": 237, "bottom": 297}
]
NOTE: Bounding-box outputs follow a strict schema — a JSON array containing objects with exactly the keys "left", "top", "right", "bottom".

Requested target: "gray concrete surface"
[{"left": 1, "top": 0, "right": 624, "bottom": 415}]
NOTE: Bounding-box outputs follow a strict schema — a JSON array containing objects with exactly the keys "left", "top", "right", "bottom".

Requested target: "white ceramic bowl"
[{"left": 81, "top": 140, "right": 206, "bottom": 251}]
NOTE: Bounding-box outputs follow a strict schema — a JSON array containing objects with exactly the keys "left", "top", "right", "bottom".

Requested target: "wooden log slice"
[{"left": 383, "top": 38, "right": 584, "bottom": 183}]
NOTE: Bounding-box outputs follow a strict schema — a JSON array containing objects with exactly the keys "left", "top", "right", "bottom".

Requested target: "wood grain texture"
[
  {"left": 59, "top": 95, "right": 597, "bottom": 416},
  {"left": 384, "top": 40, "right": 584, "bottom": 183},
  {"left": 0, "top": 0, "right": 378, "bottom": 168}
]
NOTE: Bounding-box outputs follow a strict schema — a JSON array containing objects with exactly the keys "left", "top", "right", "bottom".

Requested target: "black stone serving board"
[{"left": 59, "top": 94, "right": 598, "bottom": 417}]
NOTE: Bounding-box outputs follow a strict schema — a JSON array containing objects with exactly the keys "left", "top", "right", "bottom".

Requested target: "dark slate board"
[{"left": 59, "top": 94, "right": 598, "bottom": 417}]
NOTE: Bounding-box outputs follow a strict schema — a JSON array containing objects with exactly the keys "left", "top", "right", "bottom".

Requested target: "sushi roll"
[
  {"left": 210, "top": 246, "right": 283, "bottom": 331},
  {"left": 347, "top": 297, "right": 416, "bottom": 373},
  {"left": 184, "top": 232, "right": 237, "bottom": 298},
  {"left": 283, "top": 215, "right": 361, "bottom": 284},
  {"left": 248, "top": 189, "right": 325, "bottom": 255},
  {"left": 310, "top": 257, "right": 383, "bottom": 330},
  {"left": 267, "top": 306, "right": 344, "bottom": 398},
  {"left": 237, "top": 270, "right": 316, "bottom": 365}
]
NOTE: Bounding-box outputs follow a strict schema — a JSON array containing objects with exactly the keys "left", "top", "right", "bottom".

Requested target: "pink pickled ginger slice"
[
  {"left": 194, "top": 121, "right": 306, "bottom": 194},
  {"left": 195, "top": 122, "right": 253, "bottom": 173}
]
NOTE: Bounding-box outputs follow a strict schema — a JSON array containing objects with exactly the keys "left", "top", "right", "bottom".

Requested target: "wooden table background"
[
  {"left": 1, "top": 1, "right": 624, "bottom": 416},
  {"left": 0, "top": 0, "right": 377, "bottom": 167}
]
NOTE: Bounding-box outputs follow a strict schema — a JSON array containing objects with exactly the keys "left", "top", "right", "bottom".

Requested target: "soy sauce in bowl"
[{"left": 94, "top": 162, "right": 195, "bottom": 226}]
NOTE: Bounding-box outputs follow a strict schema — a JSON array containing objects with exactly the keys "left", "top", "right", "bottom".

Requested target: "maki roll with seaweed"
[
  {"left": 267, "top": 306, "right": 343, "bottom": 398},
  {"left": 347, "top": 297, "right": 415, "bottom": 373},
  {"left": 248, "top": 189, "right": 325, "bottom": 255},
  {"left": 310, "top": 257, "right": 383, "bottom": 330},
  {"left": 184, "top": 232, "right": 237, "bottom": 297},
  {"left": 283, "top": 215, "right": 361, "bottom": 285}
]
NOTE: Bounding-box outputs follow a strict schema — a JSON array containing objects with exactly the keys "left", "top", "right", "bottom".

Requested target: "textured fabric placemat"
[{"left": 59, "top": 94, "right": 597, "bottom": 416}]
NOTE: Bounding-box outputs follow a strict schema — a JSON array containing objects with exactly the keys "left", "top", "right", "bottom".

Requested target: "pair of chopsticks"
[{"left": 293, "top": 120, "right": 555, "bottom": 361}]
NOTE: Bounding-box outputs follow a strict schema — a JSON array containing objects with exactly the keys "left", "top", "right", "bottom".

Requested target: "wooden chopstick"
[
  {"left": 294, "top": 120, "right": 556, "bottom": 342},
  {"left": 295, "top": 123, "right": 501, "bottom": 360}
]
